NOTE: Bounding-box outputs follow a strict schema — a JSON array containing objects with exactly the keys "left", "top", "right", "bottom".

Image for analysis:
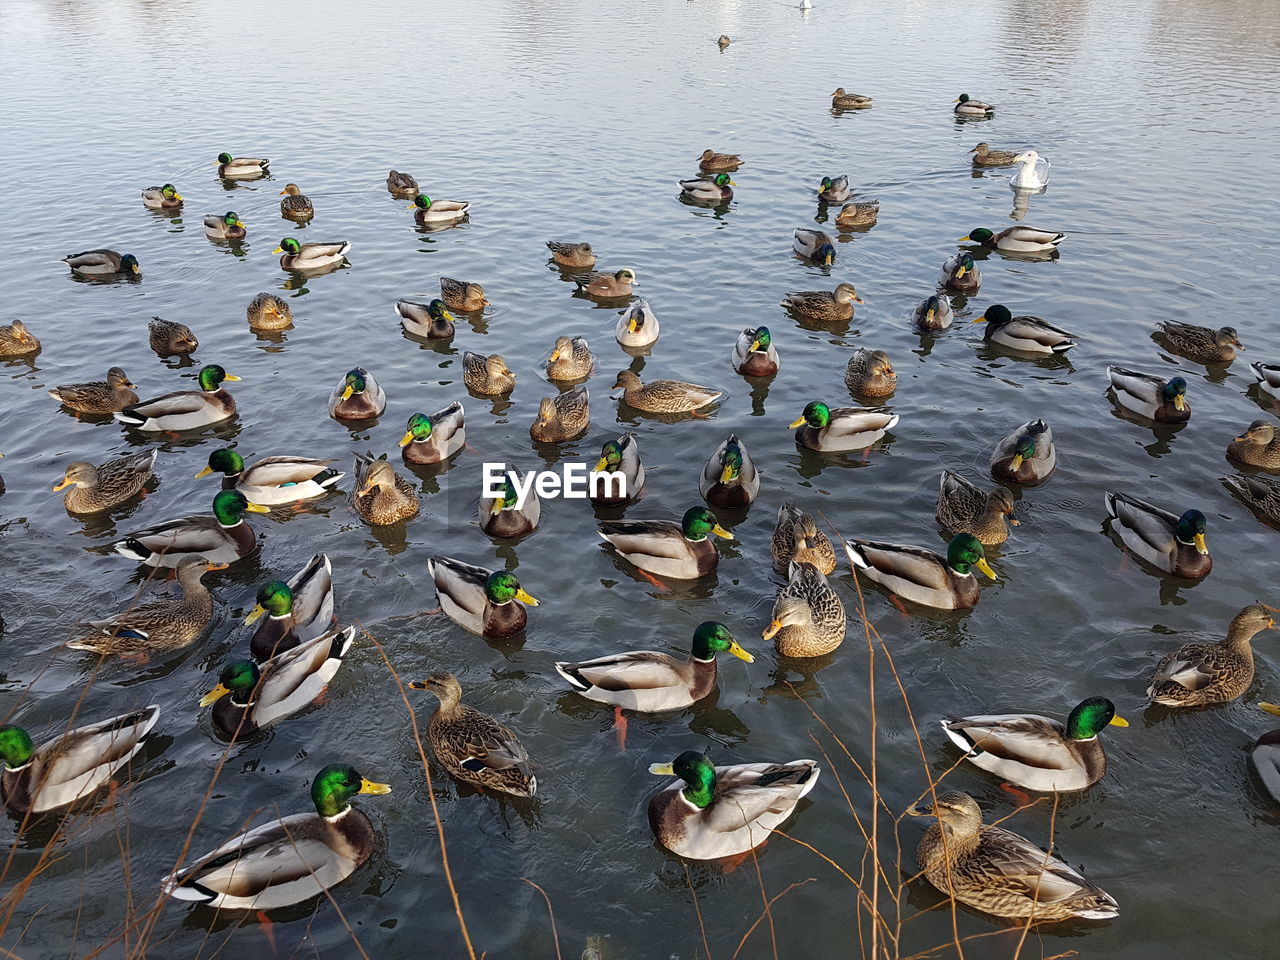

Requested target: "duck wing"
[{"left": 942, "top": 713, "right": 1076, "bottom": 769}]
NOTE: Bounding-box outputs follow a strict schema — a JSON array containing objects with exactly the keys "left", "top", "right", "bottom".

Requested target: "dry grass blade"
[
  {"left": 520, "top": 878, "right": 562, "bottom": 960},
  {"left": 730, "top": 878, "right": 816, "bottom": 960}
]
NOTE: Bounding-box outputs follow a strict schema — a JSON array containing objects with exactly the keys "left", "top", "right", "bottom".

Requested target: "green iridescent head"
[
  {"left": 713, "top": 173, "right": 733, "bottom": 187},
  {"left": 1163, "top": 377, "right": 1188, "bottom": 405},
  {"left": 791, "top": 400, "right": 830, "bottom": 429},
  {"left": 1065, "top": 697, "right": 1128, "bottom": 739},
  {"left": 595, "top": 439, "right": 623, "bottom": 471},
  {"left": 199, "top": 448, "right": 244, "bottom": 478},
  {"left": 749, "top": 327, "right": 771, "bottom": 351},
  {"left": 197, "top": 364, "right": 235, "bottom": 392},
  {"left": 965, "top": 227, "right": 994, "bottom": 243},
  {"left": 161, "top": 183, "right": 179, "bottom": 198},
  {"left": 681, "top": 506, "right": 732, "bottom": 542},
  {"left": 413, "top": 194, "right": 433, "bottom": 210},
  {"left": 485, "top": 570, "right": 539, "bottom": 606},
  {"left": 222, "top": 211, "right": 243, "bottom": 226},
  {"left": 218, "top": 659, "right": 261, "bottom": 704},
  {"left": 720, "top": 440, "right": 744, "bottom": 481},
  {"left": 689, "top": 621, "right": 754, "bottom": 663},
  {"left": 212, "top": 489, "right": 263, "bottom": 525},
  {"left": 945, "top": 533, "right": 996, "bottom": 579},
  {"left": 976, "top": 304, "right": 1012, "bottom": 326},
  {"left": 953, "top": 252, "right": 975, "bottom": 274},
  {"left": 278, "top": 236, "right": 302, "bottom": 254},
  {"left": 428, "top": 299, "right": 450, "bottom": 319},
  {"left": 217, "top": 152, "right": 234, "bottom": 165},
  {"left": 402, "top": 412, "right": 433, "bottom": 444},
  {"left": 0, "top": 725, "right": 35, "bottom": 768},
  {"left": 957, "top": 94, "right": 972, "bottom": 104},
  {"left": 256, "top": 580, "right": 294, "bottom": 617},
  {"left": 1175, "top": 509, "right": 1208, "bottom": 553},
  {"left": 119, "top": 253, "right": 141, "bottom": 274},
  {"left": 310, "top": 763, "right": 391, "bottom": 818},
  {"left": 648, "top": 750, "right": 716, "bottom": 809},
  {"left": 343, "top": 369, "right": 367, "bottom": 394},
  {"left": 491, "top": 474, "right": 520, "bottom": 512}
]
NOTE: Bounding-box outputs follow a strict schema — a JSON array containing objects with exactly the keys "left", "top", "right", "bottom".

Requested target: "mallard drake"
[
  {"left": 1148, "top": 604, "right": 1274, "bottom": 707},
  {"left": 246, "top": 292, "right": 293, "bottom": 330},
  {"left": 830, "top": 88, "right": 872, "bottom": 109},
  {"left": 426, "top": 556, "right": 538, "bottom": 638},
  {"left": 969, "top": 143, "right": 1019, "bottom": 166},
  {"left": 910, "top": 791, "right": 1118, "bottom": 921},
  {"left": 0, "top": 320, "right": 40, "bottom": 357},
  {"left": 387, "top": 169, "right": 419, "bottom": 196},
  {"left": 764, "top": 562, "right": 846, "bottom": 657},
  {"left": 480, "top": 469, "right": 540, "bottom": 538},
  {"left": 731, "top": 326, "right": 779, "bottom": 377},
  {"left": 215, "top": 152, "right": 269, "bottom": 178},
  {"left": 680, "top": 173, "right": 735, "bottom": 201},
  {"left": 845, "top": 533, "right": 995, "bottom": 610},
  {"left": 278, "top": 183, "right": 314, "bottom": 219},
  {"left": 115, "top": 364, "right": 238, "bottom": 431},
  {"left": 56, "top": 450, "right": 157, "bottom": 514},
  {"left": 351, "top": 453, "right": 419, "bottom": 525},
  {"left": 148, "top": 316, "right": 198, "bottom": 356},
  {"left": 781, "top": 283, "right": 862, "bottom": 322},
  {"left": 717, "top": 34, "right": 731, "bottom": 48},
  {"left": 574, "top": 268, "right": 637, "bottom": 299},
  {"left": 49, "top": 366, "right": 138, "bottom": 413},
  {"left": 961, "top": 226, "right": 1065, "bottom": 254},
  {"left": 396, "top": 298, "right": 455, "bottom": 339},
  {"left": 557, "top": 621, "right": 753, "bottom": 712},
  {"left": 771, "top": 502, "right": 836, "bottom": 574},
  {"left": 202, "top": 627, "right": 355, "bottom": 736},
  {"left": 63, "top": 250, "right": 140, "bottom": 277},
  {"left": 399, "top": 402, "right": 465, "bottom": 465},
  {"left": 700, "top": 434, "right": 758, "bottom": 508},
  {"left": 141, "top": 183, "right": 183, "bottom": 209},
  {"left": 1103, "top": 491, "right": 1211, "bottom": 579},
  {"left": 196, "top": 449, "right": 343, "bottom": 505},
  {"left": 616, "top": 299, "right": 659, "bottom": 347},
  {"left": 953, "top": 94, "right": 994, "bottom": 117},
  {"left": 162, "top": 763, "right": 389, "bottom": 910},
  {"left": 546, "top": 240, "right": 596, "bottom": 268},
  {"left": 245, "top": 554, "right": 337, "bottom": 661},
  {"left": 1249, "top": 361, "right": 1280, "bottom": 400},
  {"left": 329, "top": 367, "right": 386, "bottom": 421},
  {"left": 408, "top": 673, "right": 537, "bottom": 797},
  {"left": 68, "top": 556, "right": 219, "bottom": 656},
  {"left": 939, "top": 253, "right": 980, "bottom": 293},
  {"left": 793, "top": 228, "right": 836, "bottom": 265},
  {"left": 990, "top": 419, "right": 1055, "bottom": 484},
  {"left": 698, "top": 149, "right": 742, "bottom": 172},
  {"left": 1223, "top": 472, "right": 1280, "bottom": 525},
  {"left": 531, "top": 385, "right": 590, "bottom": 441},
  {"left": 114, "top": 490, "right": 268, "bottom": 568},
  {"left": 936, "top": 470, "right": 1017, "bottom": 545},
  {"left": 1107, "top": 366, "right": 1189, "bottom": 423},
  {"left": 589, "top": 433, "right": 644, "bottom": 505},
  {"left": 1154, "top": 321, "right": 1244, "bottom": 364},
  {"left": 817, "top": 175, "right": 851, "bottom": 202},
  {"left": 942, "top": 697, "right": 1127, "bottom": 792},
  {"left": 974, "top": 305, "right": 1075, "bottom": 354},
  {"left": 913, "top": 294, "right": 954, "bottom": 331},
  {"left": 0, "top": 706, "right": 160, "bottom": 813},
  {"left": 546, "top": 336, "right": 593, "bottom": 380},
  {"left": 203, "top": 211, "right": 246, "bottom": 241},
  {"left": 648, "top": 752, "right": 819, "bottom": 860},
  {"left": 844, "top": 348, "right": 895, "bottom": 397},
  {"left": 440, "top": 276, "right": 488, "bottom": 312},
  {"left": 835, "top": 201, "right": 879, "bottom": 229},
  {"left": 275, "top": 237, "right": 349, "bottom": 271},
  {"left": 411, "top": 194, "right": 469, "bottom": 224},
  {"left": 1010, "top": 151, "right": 1051, "bottom": 189},
  {"left": 599, "top": 506, "right": 732, "bottom": 580},
  {"left": 1253, "top": 704, "right": 1280, "bottom": 805},
  {"left": 789, "top": 401, "right": 898, "bottom": 452},
  {"left": 613, "top": 371, "right": 721, "bottom": 413},
  {"left": 1228, "top": 420, "right": 1280, "bottom": 468},
  {"left": 463, "top": 352, "right": 515, "bottom": 394}
]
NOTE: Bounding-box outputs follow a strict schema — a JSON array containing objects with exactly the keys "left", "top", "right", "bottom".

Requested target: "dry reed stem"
[
  {"left": 730, "top": 878, "right": 816, "bottom": 960},
  {"left": 520, "top": 878, "right": 562, "bottom": 960},
  {"left": 683, "top": 862, "right": 712, "bottom": 960}
]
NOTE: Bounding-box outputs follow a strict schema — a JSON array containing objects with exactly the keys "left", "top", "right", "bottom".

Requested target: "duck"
[
  {"left": 202, "top": 627, "right": 355, "bottom": 736},
  {"left": 1224, "top": 473, "right": 1280, "bottom": 525},
  {"left": 844, "top": 348, "right": 896, "bottom": 397},
  {"left": 399, "top": 402, "right": 465, "bottom": 465},
  {"left": 411, "top": 194, "right": 469, "bottom": 224},
  {"left": 196, "top": 449, "right": 343, "bottom": 505},
  {"left": 148, "top": 316, "right": 198, "bottom": 356},
  {"left": 56, "top": 450, "right": 157, "bottom": 514},
  {"left": 589, "top": 433, "right": 645, "bottom": 505},
  {"left": 647, "top": 752, "right": 819, "bottom": 860},
  {"left": 731, "top": 326, "right": 779, "bottom": 377},
  {"left": 913, "top": 294, "right": 954, "bottom": 331},
  {"left": 115, "top": 364, "right": 238, "bottom": 432},
  {"left": 771, "top": 502, "right": 836, "bottom": 574},
  {"left": 910, "top": 791, "right": 1118, "bottom": 921},
  {"left": 613, "top": 371, "right": 721, "bottom": 413},
  {"left": 599, "top": 507, "right": 731, "bottom": 580},
  {"left": 531, "top": 385, "right": 589, "bottom": 441},
  {"left": 699, "top": 434, "right": 758, "bottom": 508},
  {"left": 1103, "top": 491, "right": 1211, "bottom": 579},
  {"left": 953, "top": 93, "right": 995, "bottom": 117},
  {"left": 440, "top": 276, "right": 488, "bottom": 312},
  {"left": 679, "top": 173, "right": 735, "bottom": 201},
  {"left": 835, "top": 201, "right": 879, "bottom": 229},
  {"left": 616, "top": 299, "right": 660, "bottom": 347},
  {"left": 1148, "top": 604, "right": 1274, "bottom": 708},
  {"left": 817, "top": 175, "right": 851, "bottom": 203},
  {"left": 1252, "top": 704, "right": 1280, "bottom": 805},
  {"left": 793, "top": 228, "right": 837, "bottom": 265},
  {"left": 974, "top": 305, "right": 1076, "bottom": 354},
  {"left": 556, "top": 621, "right": 752, "bottom": 713},
  {"left": 830, "top": 88, "right": 873, "bottom": 109},
  {"left": 781, "top": 283, "right": 862, "bottom": 323},
  {"left": 941, "top": 697, "right": 1127, "bottom": 792},
  {"left": 463, "top": 352, "right": 515, "bottom": 394},
  {"left": 278, "top": 183, "right": 314, "bottom": 219},
  {"left": 845, "top": 533, "right": 995, "bottom": 610},
  {"left": 1107, "top": 366, "right": 1189, "bottom": 423},
  {"left": 246, "top": 292, "right": 293, "bottom": 330},
  {"left": 546, "top": 240, "right": 596, "bottom": 268},
  {"left": 960, "top": 225, "right": 1065, "bottom": 254},
  {"left": 386, "top": 169, "right": 419, "bottom": 196},
  {"left": 790, "top": 401, "right": 898, "bottom": 452},
  {"left": 396, "top": 298, "right": 455, "bottom": 339},
  {"left": 63, "top": 250, "right": 140, "bottom": 277},
  {"left": 203, "top": 211, "right": 247, "bottom": 241},
  {"left": 141, "top": 183, "right": 183, "bottom": 209},
  {"left": 215, "top": 152, "right": 269, "bottom": 178},
  {"left": 162, "top": 763, "right": 389, "bottom": 910},
  {"left": 0, "top": 320, "right": 40, "bottom": 357},
  {"left": 329, "top": 367, "right": 386, "bottom": 420},
  {"left": 969, "top": 143, "right": 1019, "bottom": 166},
  {"left": 697, "top": 149, "right": 742, "bottom": 172},
  {"left": 0, "top": 706, "right": 160, "bottom": 813},
  {"left": 575, "top": 268, "right": 637, "bottom": 299},
  {"left": 425, "top": 556, "right": 539, "bottom": 638},
  {"left": 1154, "top": 321, "right": 1244, "bottom": 364},
  {"left": 939, "top": 252, "right": 980, "bottom": 293},
  {"left": 1228, "top": 420, "right": 1280, "bottom": 468},
  {"left": 936, "top": 470, "right": 1017, "bottom": 545},
  {"left": 990, "top": 419, "right": 1056, "bottom": 484},
  {"left": 764, "top": 562, "right": 846, "bottom": 657},
  {"left": 68, "top": 556, "right": 220, "bottom": 656},
  {"left": 113, "top": 490, "right": 268, "bottom": 568},
  {"left": 275, "top": 237, "right": 349, "bottom": 271},
  {"left": 351, "top": 453, "right": 419, "bottom": 525},
  {"left": 408, "top": 673, "right": 537, "bottom": 797},
  {"left": 717, "top": 34, "right": 731, "bottom": 49},
  {"left": 1249, "top": 361, "right": 1280, "bottom": 400},
  {"left": 546, "top": 336, "right": 593, "bottom": 380},
  {"left": 245, "top": 554, "right": 337, "bottom": 661},
  {"left": 1010, "top": 151, "right": 1051, "bottom": 190},
  {"left": 49, "top": 366, "right": 138, "bottom": 413},
  {"left": 481, "top": 470, "right": 541, "bottom": 539}
]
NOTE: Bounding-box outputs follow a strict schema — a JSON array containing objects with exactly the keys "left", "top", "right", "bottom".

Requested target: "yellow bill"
[
  {"left": 1009, "top": 454, "right": 1024, "bottom": 472},
  {"left": 516, "top": 588, "right": 539, "bottom": 606},
  {"left": 244, "top": 501, "right": 271, "bottom": 513},
  {"left": 958, "top": 235, "right": 972, "bottom": 242},
  {"left": 272, "top": 245, "right": 284, "bottom": 254},
  {"left": 762, "top": 619, "right": 782, "bottom": 640},
  {"left": 788, "top": 416, "right": 807, "bottom": 429},
  {"left": 223, "top": 374, "right": 241, "bottom": 381},
  {"left": 341, "top": 385, "right": 354, "bottom": 400},
  {"left": 1260, "top": 702, "right": 1280, "bottom": 717},
  {"left": 1194, "top": 532, "right": 1208, "bottom": 555},
  {"left": 1109, "top": 715, "right": 1130, "bottom": 728},
  {"left": 648, "top": 762, "right": 675, "bottom": 776},
  {"left": 194, "top": 465, "right": 214, "bottom": 478},
  {"left": 974, "top": 556, "right": 997, "bottom": 580},
  {"left": 243, "top": 603, "right": 267, "bottom": 625},
  {"left": 398, "top": 431, "right": 415, "bottom": 448},
  {"left": 53, "top": 477, "right": 72, "bottom": 492},
  {"left": 711, "top": 523, "right": 734, "bottom": 540},
  {"left": 592, "top": 456, "right": 609, "bottom": 472},
  {"left": 199, "top": 683, "right": 231, "bottom": 707},
  {"left": 728, "top": 641, "right": 755, "bottom": 663},
  {"left": 719, "top": 463, "right": 735, "bottom": 483},
  {"left": 1173, "top": 395, "right": 1187, "bottom": 412},
  {"left": 359, "top": 778, "right": 392, "bottom": 795}
]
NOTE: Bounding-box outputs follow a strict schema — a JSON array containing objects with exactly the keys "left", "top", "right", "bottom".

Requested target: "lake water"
[{"left": 1, "top": 0, "right": 1278, "bottom": 957}]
